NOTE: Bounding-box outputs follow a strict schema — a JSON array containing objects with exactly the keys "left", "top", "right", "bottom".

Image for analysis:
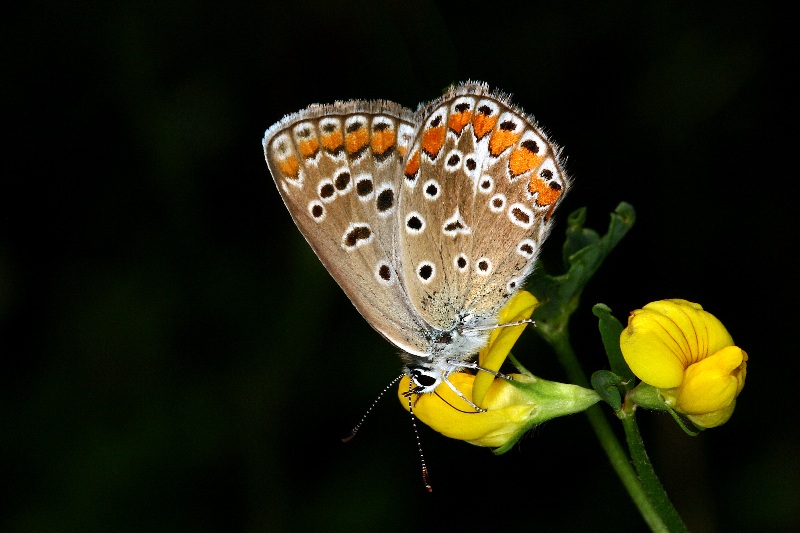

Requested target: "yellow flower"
[
  {"left": 399, "top": 291, "right": 599, "bottom": 449},
  {"left": 398, "top": 371, "right": 542, "bottom": 447},
  {"left": 620, "top": 299, "right": 748, "bottom": 428}
]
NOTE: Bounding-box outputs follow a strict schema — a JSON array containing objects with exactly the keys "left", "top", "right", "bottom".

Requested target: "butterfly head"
[{"left": 405, "top": 362, "right": 452, "bottom": 395}]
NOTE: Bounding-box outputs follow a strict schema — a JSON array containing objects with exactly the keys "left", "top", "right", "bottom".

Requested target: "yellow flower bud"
[{"left": 620, "top": 299, "right": 747, "bottom": 428}]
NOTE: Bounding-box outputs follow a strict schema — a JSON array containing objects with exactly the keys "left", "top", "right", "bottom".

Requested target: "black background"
[{"left": 3, "top": 1, "right": 797, "bottom": 531}]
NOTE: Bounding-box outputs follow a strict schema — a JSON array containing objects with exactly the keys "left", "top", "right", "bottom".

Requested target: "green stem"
[
  {"left": 621, "top": 413, "right": 688, "bottom": 532},
  {"left": 545, "top": 325, "right": 673, "bottom": 532}
]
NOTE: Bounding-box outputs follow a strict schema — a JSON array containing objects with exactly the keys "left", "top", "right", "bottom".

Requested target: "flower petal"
[
  {"left": 685, "top": 400, "right": 737, "bottom": 428},
  {"left": 644, "top": 300, "right": 734, "bottom": 366},
  {"left": 675, "top": 345, "right": 748, "bottom": 415},
  {"left": 473, "top": 291, "right": 539, "bottom": 407},
  {"left": 621, "top": 308, "right": 688, "bottom": 388},
  {"left": 620, "top": 300, "right": 734, "bottom": 388}
]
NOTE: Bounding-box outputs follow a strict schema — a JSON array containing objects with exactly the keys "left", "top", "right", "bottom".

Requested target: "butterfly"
[{"left": 263, "top": 81, "right": 568, "bottom": 405}]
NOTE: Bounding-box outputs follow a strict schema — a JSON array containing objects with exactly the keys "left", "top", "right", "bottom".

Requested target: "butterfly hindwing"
[{"left": 397, "top": 82, "right": 569, "bottom": 331}]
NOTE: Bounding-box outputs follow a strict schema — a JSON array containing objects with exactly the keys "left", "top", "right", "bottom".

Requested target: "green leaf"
[
  {"left": 592, "top": 304, "right": 636, "bottom": 386},
  {"left": 528, "top": 202, "right": 636, "bottom": 341}
]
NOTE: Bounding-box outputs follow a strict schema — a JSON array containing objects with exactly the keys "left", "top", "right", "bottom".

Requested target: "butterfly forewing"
[
  {"left": 397, "top": 83, "right": 569, "bottom": 331},
  {"left": 264, "top": 101, "right": 430, "bottom": 355}
]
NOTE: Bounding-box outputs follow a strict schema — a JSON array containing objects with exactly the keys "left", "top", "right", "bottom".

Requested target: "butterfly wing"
[
  {"left": 397, "top": 82, "right": 569, "bottom": 331},
  {"left": 264, "top": 101, "right": 430, "bottom": 355}
]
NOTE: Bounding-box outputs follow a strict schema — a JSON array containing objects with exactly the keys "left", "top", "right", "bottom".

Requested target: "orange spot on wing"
[
  {"left": 448, "top": 111, "right": 472, "bottom": 135},
  {"left": 345, "top": 128, "right": 369, "bottom": 154},
  {"left": 421, "top": 125, "right": 446, "bottom": 158},
  {"left": 489, "top": 130, "right": 521, "bottom": 156},
  {"left": 528, "top": 176, "right": 563, "bottom": 207},
  {"left": 371, "top": 129, "right": 396, "bottom": 154},
  {"left": 404, "top": 150, "right": 420, "bottom": 179},
  {"left": 509, "top": 146, "right": 544, "bottom": 177},
  {"left": 321, "top": 131, "right": 343, "bottom": 152},
  {"left": 297, "top": 138, "right": 320, "bottom": 158},
  {"left": 472, "top": 113, "right": 497, "bottom": 140},
  {"left": 277, "top": 155, "right": 300, "bottom": 178}
]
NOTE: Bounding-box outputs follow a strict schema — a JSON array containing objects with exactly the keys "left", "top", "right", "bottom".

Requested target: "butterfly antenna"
[
  {"left": 433, "top": 389, "right": 485, "bottom": 413},
  {"left": 467, "top": 318, "right": 535, "bottom": 332},
  {"left": 342, "top": 373, "right": 403, "bottom": 443},
  {"left": 450, "top": 360, "right": 513, "bottom": 381},
  {"left": 406, "top": 378, "right": 433, "bottom": 492},
  {"left": 441, "top": 374, "right": 488, "bottom": 413}
]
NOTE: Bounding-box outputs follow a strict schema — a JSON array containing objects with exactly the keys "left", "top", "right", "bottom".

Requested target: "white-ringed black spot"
[
  {"left": 499, "top": 120, "right": 517, "bottom": 131},
  {"left": 489, "top": 194, "right": 506, "bottom": 213},
  {"left": 521, "top": 139, "right": 539, "bottom": 153},
  {"left": 341, "top": 223, "right": 373, "bottom": 250},
  {"left": 308, "top": 201, "right": 325, "bottom": 221},
  {"left": 375, "top": 261, "right": 395, "bottom": 286},
  {"left": 444, "top": 220, "right": 464, "bottom": 232},
  {"left": 334, "top": 171, "right": 352, "bottom": 191},
  {"left": 517, "top": 239, "right": 537, "bottom": 258},
  {"left": 318, "top": 179, "right": 336, "bottom": 203},
  {"left": 443, "top": 149, "right": 463, "bottom": 172},
  {"left": 539, "top": 157, "right": 561, "bottom": 187},
  {"left": 376, "top": 186, "right": 395, "bottom": 214},
  {"left": 319, "top": 183, "right": 335, "bottom": 199},
  {"left": 354, "top": 174, "right": 374, "bottom": 201},
  {"left": 509, "top": 203, "right": 534, "bottom": 228},
  {"left": 422, "top": 179, "right": 441, "bottom": 200},
  {"left": 405, "top": 212, "right": 425, "bottom": 234},
  {"left": 478, "top": 175, "right": 494, "bottom": 193},
  {"left": 465, "top": 157, "right": 477, "bottom": 171},
  {"left": 346, "top": 121, "right": 363, "bottom": 133},
  {"left": 507, "top": 278, "right": 520, "bottom": 293},
  {"left": 442, "top": 209, "right": 471, "bottom": 236},
  {"left": 476, "top": 257, "right": 493, "bottom": 276},
  {"left": 454, "top": 253, "right": 469, "bottom": 272},
  {"left": 417, "top": 261, "right": 435, "bottom": 283}
]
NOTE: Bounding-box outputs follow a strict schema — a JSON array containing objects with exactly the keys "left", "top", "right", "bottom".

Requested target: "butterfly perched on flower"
[{"left": 263, "top": 81, "right": 568, "bottom": 405}]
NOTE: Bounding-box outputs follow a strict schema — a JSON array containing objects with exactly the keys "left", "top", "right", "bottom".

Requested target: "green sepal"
[
  {"left": 665, "top": 407, "right": 703, "bottom": 437},
  {"left": 628, "top": 383, "right": 703, "bottom": 437},
  {"left": 592, "top": 303, "right": 636, "bottom": 386},
  {"left": 591, "top": 370, "right": 624, "bottom": 414},
  {"left": 528, "top": 202, "right": 636, "bottom": 342},
  {"left": 493, "top": 373, "right": 601, "bottom": 455},
  {"left": 628, "top": 382, "right": 668, "bottom": 411}
]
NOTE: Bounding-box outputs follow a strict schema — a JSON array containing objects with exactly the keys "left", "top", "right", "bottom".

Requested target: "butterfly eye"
[{"left": 410, "top": 368, "right": 440, "bottom": 393}]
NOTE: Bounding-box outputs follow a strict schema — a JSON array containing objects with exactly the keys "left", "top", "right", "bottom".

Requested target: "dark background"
[{"left": 3, "top": 1, "right": 797, "bottom": 531}]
